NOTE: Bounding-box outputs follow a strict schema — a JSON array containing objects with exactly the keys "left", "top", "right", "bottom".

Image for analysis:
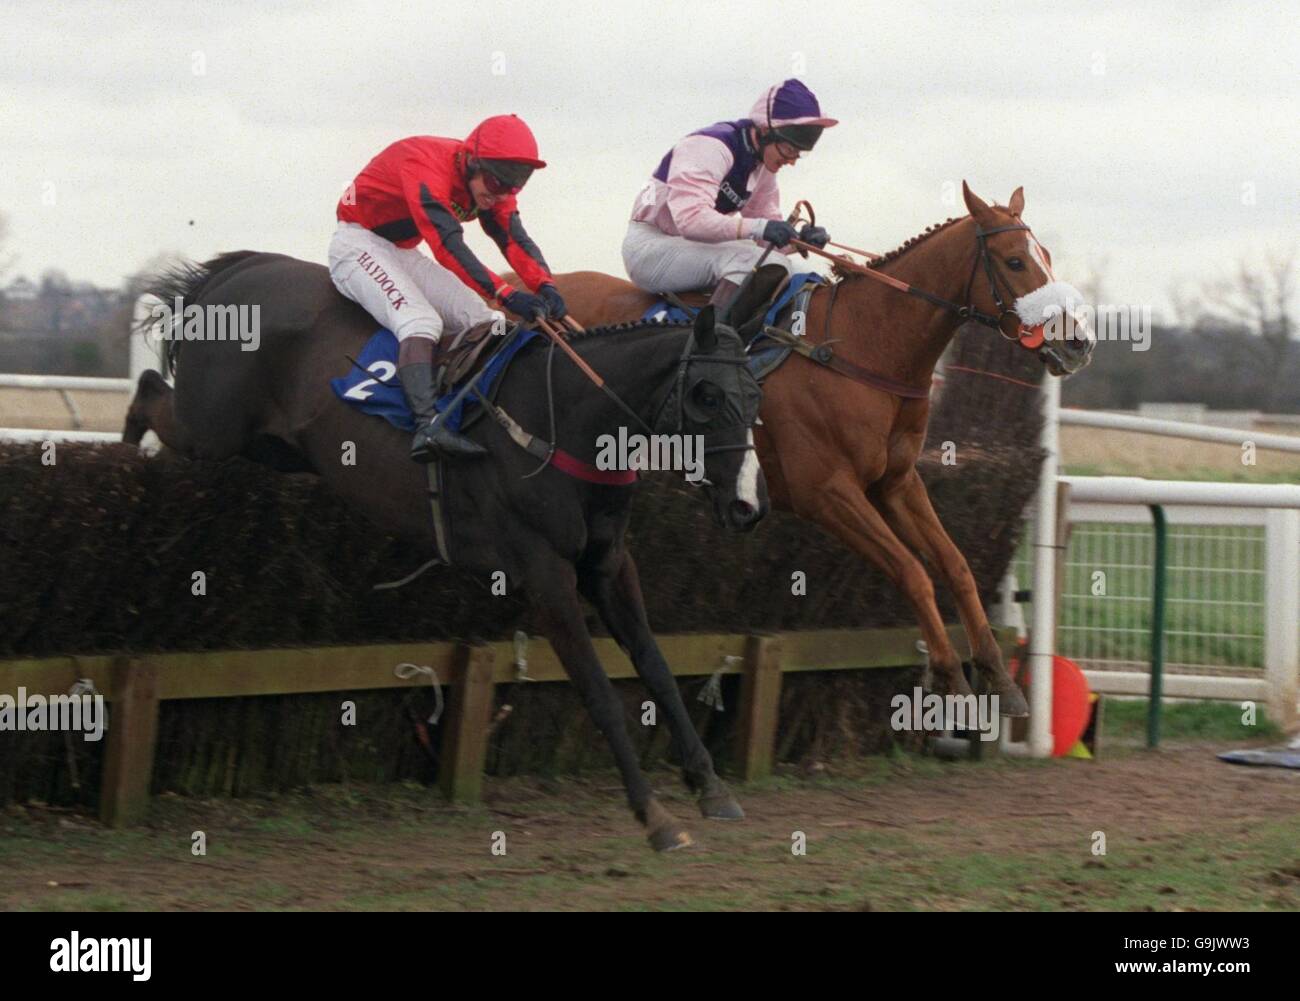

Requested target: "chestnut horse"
[{"left": 516, "top": 183, "right": 1095, "bottom": 715}]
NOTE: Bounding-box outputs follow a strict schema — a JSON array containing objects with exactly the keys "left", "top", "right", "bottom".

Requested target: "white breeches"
[
  {"left": 621, "top": 221, "right": 795, "bottom": 294},
  {"left": 327, "top": 222, "right": 502, "bottom": 343}
]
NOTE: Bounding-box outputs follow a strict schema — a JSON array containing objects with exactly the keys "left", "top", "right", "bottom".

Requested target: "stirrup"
[{"left": 411, "top": 419, "right": 487, "bottom": 463}]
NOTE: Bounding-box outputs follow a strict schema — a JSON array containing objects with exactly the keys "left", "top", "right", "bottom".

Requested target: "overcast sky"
[{"left": 1, "top": 0, "right": 1295, "bottom": 318}]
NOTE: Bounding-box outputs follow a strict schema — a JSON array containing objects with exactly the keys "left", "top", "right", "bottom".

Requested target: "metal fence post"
[
  {"left": 1264, "top": 508, "right": 1300, "bottom": 728},
  {"left": 1147, "top": 505, "right": 1167, "bottom": 748}
]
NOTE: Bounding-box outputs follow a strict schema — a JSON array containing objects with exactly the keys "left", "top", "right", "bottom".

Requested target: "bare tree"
[{"left": 1197, "top": 250, "right": 1298, "bottom": 411}]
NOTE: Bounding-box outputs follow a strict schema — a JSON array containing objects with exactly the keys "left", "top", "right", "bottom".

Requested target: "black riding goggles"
[
  {"left": 768, "top": 123, "right": 823, "bottom": 152},
  {"left": 476, "top": 158, "right": 534, "bottom": 195}
]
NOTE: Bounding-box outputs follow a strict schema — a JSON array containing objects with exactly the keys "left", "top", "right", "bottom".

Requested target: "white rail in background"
[
  {"left": 0, "top": 428, "right": 121, "bottom": 444},
  {"left": 1059, "top": 409, "right": 1300, "bottom": 453},
  {"left": 0, "top": 375, "right": 132, "bottom": 392}
]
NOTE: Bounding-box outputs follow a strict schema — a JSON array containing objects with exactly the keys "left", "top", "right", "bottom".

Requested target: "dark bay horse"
[
  {"left": 514, "top": 184, "right": 1096, "bottom": 716},
  {"left": 123, "top": 250, "right": 768, "bottom": 851}
]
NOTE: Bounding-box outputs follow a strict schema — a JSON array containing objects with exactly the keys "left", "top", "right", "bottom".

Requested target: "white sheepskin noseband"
[{"left": 1013, "top": 281, "right": 1085, "bottom": 327}]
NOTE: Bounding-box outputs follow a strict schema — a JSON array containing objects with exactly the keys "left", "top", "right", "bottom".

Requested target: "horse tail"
[{"left": 137, "top": 250, "right": 263, "bottom": 376}]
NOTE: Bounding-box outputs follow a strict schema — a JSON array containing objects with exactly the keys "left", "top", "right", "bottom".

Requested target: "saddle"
[
  {"left": 433, "top": 319, "right": 500, "bottom": 387},
  {"left": 668, "top": 265, "right": 827, "bottom": 383}
]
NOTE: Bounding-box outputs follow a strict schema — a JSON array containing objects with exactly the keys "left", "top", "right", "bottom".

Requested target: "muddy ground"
[{"left": 3, "top": 740, "right": 1298, "bottom": 912}]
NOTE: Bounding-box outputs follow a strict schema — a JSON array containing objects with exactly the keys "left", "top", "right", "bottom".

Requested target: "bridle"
[
  {"left": 964, "top": 223, "right": 1041, "bottom": 345},
  {"left": 526, "top": 317, "right": 758, "bottom": 477},
  {"left": 650, "top": 328, "right": 762, "bottom": 458},
  {"left": 787, "top": 202, "right": 1049, "bottom": 349}
]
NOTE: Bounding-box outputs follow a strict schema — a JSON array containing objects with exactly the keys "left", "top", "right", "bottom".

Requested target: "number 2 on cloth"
[{"left": 343, "top": 360, "right": 397, "bottom": 401}]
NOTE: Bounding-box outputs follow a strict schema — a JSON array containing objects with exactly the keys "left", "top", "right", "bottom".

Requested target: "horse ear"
[
  {"left": 694, "top": 304, "right": 718, "bottom": 352},
  {"left": 962, "top": 180, "right": 992, "bottom": 221},
  {"left": 1008, "top": 186, "right": 1025, "bottom": 216}
]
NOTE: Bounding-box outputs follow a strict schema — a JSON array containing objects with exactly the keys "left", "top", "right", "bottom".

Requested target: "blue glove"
[
  {"left": 537, "top": 283, "right": 567, "bottom": 320},
  {"left": 799, "top": 224, "right": 830, "bottom": 249},
  {"left": 761, "top": 220, "right": 798, "bottom": 248},
  {"left": 502, "top": 289, "right": 547, "bottom": 321}
]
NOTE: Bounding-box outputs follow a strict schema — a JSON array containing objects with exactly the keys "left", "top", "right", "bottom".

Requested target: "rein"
[
  {"left": 788, "top": 223, "right": 1043, "bottom": 347},
  {"left": 732, "top": 202, "right": 1053, "bottom": 400},
  {"left": 481, "top": 317, "right": 757, "bottom": 488}
]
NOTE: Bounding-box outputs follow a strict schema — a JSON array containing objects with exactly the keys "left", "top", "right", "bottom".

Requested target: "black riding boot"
[{"left": 397, "top": 337, "right": 487, "bottom": 462}]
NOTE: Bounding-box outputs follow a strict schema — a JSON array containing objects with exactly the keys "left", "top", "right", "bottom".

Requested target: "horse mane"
[
  {"left": 564, "top": 317, "right": 692, "bottom": 343},
  {"left": 139, "top": 251, "right": 262, "bottom": 376},
  {"left": 832, "top": 216, "right": 966, "bottom": 280}
]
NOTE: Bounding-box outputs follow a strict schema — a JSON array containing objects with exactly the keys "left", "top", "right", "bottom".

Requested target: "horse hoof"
[
  {"left": 996, "top": 685, "right": 1030, "bottom": 718},
  {"left": 648, "top": 826, "right": 694, "bottom": 852},
  {"left": 993, "top": 676, "right": 1034, "bottom": 717},
  {"left": 929, "top": 673, "right": 974, "bottom": 700},
  {"left": 699, "top": 792, "right": 745, "bottom": 821},
  {"left": 643, "top": 799, "right": 693, "bottom": 851}
]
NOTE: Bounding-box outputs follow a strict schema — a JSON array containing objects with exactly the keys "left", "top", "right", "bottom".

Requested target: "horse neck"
[
  {"left": 569, "top": 325, "right": 693, "bottom": 424},
  {"left": 830, "top": 217, "right": 980, "bottom": 385}
]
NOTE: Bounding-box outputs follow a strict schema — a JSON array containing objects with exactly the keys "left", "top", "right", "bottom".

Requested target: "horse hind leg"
[
  {"left": 124, "top": 369, "right": 256, "bottom": 464},
  {"left": 123, "top": 370, "right": 185, "bottom": 452}
]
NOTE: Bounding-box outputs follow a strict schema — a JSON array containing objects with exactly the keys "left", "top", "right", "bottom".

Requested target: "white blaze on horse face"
[
  {"left": 1026, "top": 233, "right": 1055, "bottom": 281},
  {"left": 737, "top": 430, "right": 760, "bottom": 508}
]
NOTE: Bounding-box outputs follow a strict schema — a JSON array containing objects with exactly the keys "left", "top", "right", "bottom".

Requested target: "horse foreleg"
[
  {"left": 122, "top": 370, "right": 186, "bottom": 452},
  {"left": 872, "top": 471, "right": 1029, "bottom": 717},
  {"left": 528, "top": 550, "right": 692, "bottom": 852},
  {"left": 804, "top": 474, "right": 975, "bottom": 699},
  {"left": 579, "top": 549, "right": 743, "bottom": 821}
]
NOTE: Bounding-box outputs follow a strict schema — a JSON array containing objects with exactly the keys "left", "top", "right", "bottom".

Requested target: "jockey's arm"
[
  {"left": 664, "top": 135, "right": 771, "bottom": 245},
  {"left": 399, "top": 166, "right": 513, "bottom": 301},
  {"left": 481, "top": 198, "right": 554, "bottom": 292},
  {"left": 742, "top": 172, "right": 795, "bottom": 254}
]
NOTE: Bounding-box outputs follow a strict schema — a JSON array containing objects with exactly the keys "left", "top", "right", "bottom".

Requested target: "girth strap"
[
  {"left": 758, "top": 323, "right": 931, "bottom": 399},
  {"left": 474, "top": 385, "right": 638, "bottom": 486}
]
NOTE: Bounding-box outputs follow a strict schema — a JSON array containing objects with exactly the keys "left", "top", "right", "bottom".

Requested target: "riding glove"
[
  {"left": 799, "top": 224, "right": 831, "bottom": 249},
  {"left": 502, "top": 289, "right": 548, "bottom": 321},
  {"left": 537, "top": 283, "right": 568, "bottom": 320},
  {"left": 761, "top": 220, "right": 798, "bottom": 248}
]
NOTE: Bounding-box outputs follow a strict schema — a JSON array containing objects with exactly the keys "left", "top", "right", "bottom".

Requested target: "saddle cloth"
[
  {"left": 331, "top": 327, "right": 538, "bottom": 432},
  {"left": 638, "top": 271, "right": 825, "bottom": 331}
]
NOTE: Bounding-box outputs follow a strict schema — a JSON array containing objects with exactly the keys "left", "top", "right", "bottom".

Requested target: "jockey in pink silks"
[{"left": 623, "top": 79, "right": 838, "bottom": 311}]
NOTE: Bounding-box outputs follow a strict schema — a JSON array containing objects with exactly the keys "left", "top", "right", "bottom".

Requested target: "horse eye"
[
  {"left": 1007, "top": 257, "right": 1025, "bottom": 271},
  {"left": 693, "top": 384, "right": 721, "bottom": 409}
]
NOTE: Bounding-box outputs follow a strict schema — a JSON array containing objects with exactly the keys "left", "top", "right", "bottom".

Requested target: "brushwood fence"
[{"left": 0, "top": 324, "right": 1042, "bottom": 818}]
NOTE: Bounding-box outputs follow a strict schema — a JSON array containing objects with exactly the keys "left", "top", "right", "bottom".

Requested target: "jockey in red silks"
[
  {"left": 330, "top": 114, "right": 566, "bottom": 462},
  {"left": 623, "top": 79, "right": 837, "bottom": 312}
]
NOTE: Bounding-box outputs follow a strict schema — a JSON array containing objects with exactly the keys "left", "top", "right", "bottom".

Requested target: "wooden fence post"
[
  {"left": 99, "top": 657, "right": 160, "bottom": 828},
  {"left": 735, "top": 635, "right": 782, "bottom": 781},
  {"left": 439, "top": 644, "right": 496, "bottom": 804}
]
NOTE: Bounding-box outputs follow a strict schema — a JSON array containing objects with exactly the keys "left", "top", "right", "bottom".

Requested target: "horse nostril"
[{"left": 730, "top": 499, "right": 755, "bottom": 523}]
